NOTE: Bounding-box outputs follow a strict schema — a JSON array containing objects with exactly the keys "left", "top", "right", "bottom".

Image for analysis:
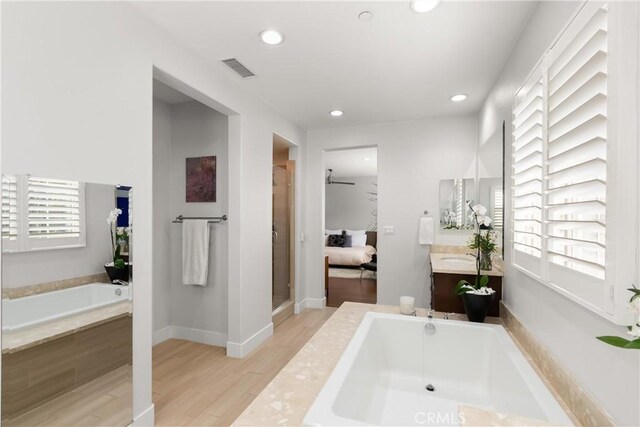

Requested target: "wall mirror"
[
  {"left": 1, "top": 175, "right": 132, "bottom": 426},
  {"left": 439, "top": 178, "right": 475, "bottom": 231},
  {"left": 478, "top": 120, "right": 506, "bottom": 254}
]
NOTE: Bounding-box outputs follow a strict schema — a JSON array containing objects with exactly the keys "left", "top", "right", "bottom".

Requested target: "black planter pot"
[
  {"left": 461, "top": 292, "right": 495, "bottom": 323},
  {"left": 105, "top": 263, "right": 131, "bottom": 283}
]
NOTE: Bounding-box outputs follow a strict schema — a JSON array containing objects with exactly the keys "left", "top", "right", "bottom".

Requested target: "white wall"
[
  {"left": 478, "top": 2, "right": 640, "bottom": 425},
  {"left": 152, "top": 100, "right": 173, "bottom": 334},
  {"left": 2, "top": 2, "right": 305, "bottom": 423},
  {"left": 325, "top": 176, "right": 377, "bottom": 231},
  {"left": 307, "top": 115, "right": 477, "bottom": 309},
  {"left": 2, "top": 183, "right": 115, "bottom": 288},
  {"left": 170, "top": 101, "right": 228, "bottom": 337}
]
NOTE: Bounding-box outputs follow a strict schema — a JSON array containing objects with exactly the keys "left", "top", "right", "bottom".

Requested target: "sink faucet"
[{"left": 112, "top": 279, "right": 129, "bottom": 286}]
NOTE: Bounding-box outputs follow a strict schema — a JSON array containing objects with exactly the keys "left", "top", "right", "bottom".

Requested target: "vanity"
[{"left": 430, "top": 251, "right": 503, "bottom": 317}]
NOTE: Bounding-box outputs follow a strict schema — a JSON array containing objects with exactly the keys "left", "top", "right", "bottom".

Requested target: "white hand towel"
[
  {"left": 418, "top": 217, "right": 434, "bottom": 245},
  {"left": 182, "top": 220, "right": 210, "bottom": 286}
]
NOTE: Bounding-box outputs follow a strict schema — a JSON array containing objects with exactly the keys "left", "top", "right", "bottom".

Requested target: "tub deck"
[
  {"left": 2, "top": 300, "right": 131, "bottom": 354},
  {"left": 233, "top": 303, "right": 574, "bottom": 426}
]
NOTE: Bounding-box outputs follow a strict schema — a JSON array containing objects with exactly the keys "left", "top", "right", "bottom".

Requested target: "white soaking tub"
[
  {"left": 2, "top": 283, "right": 130, "bottom": 332},
  {"left": 304, "top": 312, "right": 572, "bottom": 426}
]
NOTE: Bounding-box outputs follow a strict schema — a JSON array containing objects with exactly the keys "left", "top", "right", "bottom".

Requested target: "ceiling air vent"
[{"left": 221, "top": 58, "right": 256, "bottom": 78}]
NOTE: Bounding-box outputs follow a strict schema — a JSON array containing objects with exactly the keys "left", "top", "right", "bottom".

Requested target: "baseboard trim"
[
  {"left": 133, "top": 403, "right": 154, "bottom": 426},
  {"left": 294, "top": 297, "right": 326, "bottom": 313},
  {"left": 226, "top": 322, "right": 273, "bottom": 359},
  {"left": 306, "top": 297, "right": 326, "bottom": 309},
  {"left": 152, "top": 325, "right": 227, "bottom": 347}
]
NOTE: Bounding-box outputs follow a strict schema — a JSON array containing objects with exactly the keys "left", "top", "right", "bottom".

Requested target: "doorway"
[
  {"left": 272, "top": 134, "right": 295, "bottom": 325},
  {"left": 324, "top": 147, "right": 378, "bottom": 307}
]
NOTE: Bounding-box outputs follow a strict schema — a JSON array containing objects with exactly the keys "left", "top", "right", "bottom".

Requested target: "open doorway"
[
  {"left": 323, "top": 147, "right": 378, "bottom": 307},
  {"left": 272, "top": 134, "right": 296, "bottom": 325}
]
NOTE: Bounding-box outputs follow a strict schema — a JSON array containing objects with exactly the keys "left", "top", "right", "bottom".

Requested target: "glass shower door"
[{"left": 272, "top": 165, "right": 290, "bottom": 310}]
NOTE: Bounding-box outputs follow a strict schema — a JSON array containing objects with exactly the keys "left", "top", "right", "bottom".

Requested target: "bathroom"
[{"left": 1, "top": 1, "right": 640, "bottom": 426}]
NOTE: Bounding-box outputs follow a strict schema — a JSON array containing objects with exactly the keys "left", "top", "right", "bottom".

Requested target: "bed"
[
  {"left": 324, "top": 245, "right": 376, "bottom": 266},
  {"left": 324, "top": 231, "right": 377, "bottom": 267}
]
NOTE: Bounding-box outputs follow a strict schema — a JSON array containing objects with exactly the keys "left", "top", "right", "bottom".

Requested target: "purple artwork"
[{"left": 186, "top": 156, "right": 216, "bottom": 203}]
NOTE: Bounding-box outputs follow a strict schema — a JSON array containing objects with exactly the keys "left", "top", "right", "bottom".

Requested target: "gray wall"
[
  {"left": 2, "top": 182, "right": 115, "bottom": 288},
  {"left": 325, "top": 176, "right": 377, "bottom": 231},
  {"left": 478, "top": 2, "right": 640, "bottom": 425},
  {"left": 153, "top": 98, "right": 229, "bottom": 339}
]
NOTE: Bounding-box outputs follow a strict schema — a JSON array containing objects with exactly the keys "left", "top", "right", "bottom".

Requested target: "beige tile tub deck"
[{"left": 233, "top": 302, "right": 575, "bottom": 427}]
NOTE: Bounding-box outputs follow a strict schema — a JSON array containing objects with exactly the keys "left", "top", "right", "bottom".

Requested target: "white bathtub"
[
  {"left": 304, "top": 312, "right": 572, "bottom": 426},
  {"left": 2, "top": 283, "right": 130, "bottom": 332}
]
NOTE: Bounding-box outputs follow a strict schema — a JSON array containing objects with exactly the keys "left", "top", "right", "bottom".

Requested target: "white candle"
[{"left": 400, "top": 296, "right": 415, "bottom": 315}]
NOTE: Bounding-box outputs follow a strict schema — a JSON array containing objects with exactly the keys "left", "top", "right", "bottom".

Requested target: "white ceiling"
[
  {"left": 135, "top": 1, "right": 536, "bottom": 130},
  {"left": 325, "top": 147, "right": 377, "bottom": 178}
]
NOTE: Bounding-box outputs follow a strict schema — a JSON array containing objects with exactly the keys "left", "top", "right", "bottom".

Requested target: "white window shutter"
[
  {"left": 512, "top": 68, "right": 544, "bottom": 276},
  {"left": 1, "top": 175, "right": 20, "bottom": 251},
  {"left": 26, "top": 177, "right": 86, "bottom": 250}
]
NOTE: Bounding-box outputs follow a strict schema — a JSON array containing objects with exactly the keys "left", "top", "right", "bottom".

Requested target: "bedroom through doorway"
[{"left": 324, "top": 147, "right": 378, "bottom": 307}]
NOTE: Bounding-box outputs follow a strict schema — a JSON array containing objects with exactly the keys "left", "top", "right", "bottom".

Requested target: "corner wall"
[{"left": 478, "top": 2, "right": 640, "bottom": 424}]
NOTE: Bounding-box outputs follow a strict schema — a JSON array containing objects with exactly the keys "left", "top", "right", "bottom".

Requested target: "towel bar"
[{"left": 172, "top": 215, "right": 227, "bottom": 224}]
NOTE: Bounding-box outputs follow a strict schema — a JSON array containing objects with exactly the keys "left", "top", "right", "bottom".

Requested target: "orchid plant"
[
  {"left": 596, "top": 285, "right": 640, "bottom": 350},
  {"left": 454, "top": 203, "right": 496, "bottom": 296},
  {"left": 107, "top": 208, "right": 126, "bottom": 270}
]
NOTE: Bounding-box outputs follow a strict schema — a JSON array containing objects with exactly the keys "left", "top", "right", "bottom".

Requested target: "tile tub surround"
[
  {"left": 2, "top": 300, "right": 132, "bottom": 354},
  {"left": 2, "top": 315, "right": 132, "bottom": 419},
  {"left": 500, "top": 303, "right": 614, "bottom": 427},
  {"left": 233, "top": 303, "right": 571, "bottom": 427},
  {"left": 430, "top": 252, "right": 504, "bottom": 277},
  {"left": 2, "top": 273, "right": 110, "bottom": 299}
]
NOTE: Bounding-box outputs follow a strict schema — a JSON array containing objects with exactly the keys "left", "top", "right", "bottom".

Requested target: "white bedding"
[{"left": 324, "top": 245, "right": 376, "bottom": 266}]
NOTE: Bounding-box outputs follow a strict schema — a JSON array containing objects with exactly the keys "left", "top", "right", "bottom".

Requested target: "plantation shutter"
[
  {"left": 26, "top": 177, "right": 86, "bottom": 249},
  {"left": 1, "top": 175, "right": 20, "bottom": 250},
  {"left": 546, "top": 5, "right": 607, "bottom": 281},
  {"left": 512, "top": 68, "right": 544, "bottom": 276},
  {"left": 491, "top": 185, "right": 504, "bottom": 231}
]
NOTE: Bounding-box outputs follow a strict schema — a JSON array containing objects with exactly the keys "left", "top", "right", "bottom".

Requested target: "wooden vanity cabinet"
[{"left": 430, "top": 272, "right": 502, "bottom": 317}]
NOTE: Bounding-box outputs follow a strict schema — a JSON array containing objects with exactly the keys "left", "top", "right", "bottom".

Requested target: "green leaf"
[
  {"left": 479, "top": 275, "right": 489, "bottom": 288},
  {"left": 114, "top": 258, "right": 126, "bottom": 270},
  {"left": 625, "top": 339, "right": 640, "bottom": 349},
  {"left": 455, "top": 281, "right": 472, "bottom": 296},
  {"left": 596, "top": 336, "right": 640, "bottom": 350}
]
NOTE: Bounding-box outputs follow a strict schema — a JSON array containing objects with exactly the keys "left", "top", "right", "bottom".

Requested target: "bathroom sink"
[{"left": 439, "top": 256, "right": 475, "bottom": 267}]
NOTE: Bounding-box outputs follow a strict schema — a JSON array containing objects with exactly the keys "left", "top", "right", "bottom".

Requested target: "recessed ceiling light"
[
  {"left": 330, "top": 110, "right": 344, "bottom": 117},
  {"left": 450, "top": 94, "right": 468, "bottom": 102},
  {"left": 359, "top": 11, "right": 374, "bottom": 22},
  {"left": 410, "top": 0, "right": 442, "bottom": 13},
  {"left": 259, "top": 29, "right": 284, "bottom": 45}
]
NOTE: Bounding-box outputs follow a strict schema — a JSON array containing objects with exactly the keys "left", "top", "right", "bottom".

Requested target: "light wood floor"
[
  {"left": 153, "top": 307, "right": 337, "bottom": 426},
  {"left": 4, "top": 364, "right": 132, "bottom": 427}
]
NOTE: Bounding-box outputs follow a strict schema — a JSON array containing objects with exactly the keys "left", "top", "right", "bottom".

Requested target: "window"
[
  {"left": 1, "top": 175, "right": 86, "bottom": 252},
  {"left": 511, "top": 1, "right": 638, "bottom": 324}
]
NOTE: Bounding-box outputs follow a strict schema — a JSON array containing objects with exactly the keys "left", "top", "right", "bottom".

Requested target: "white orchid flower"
[
  {"left": 471, "top": 204, "right": 488, "bottom": 216},
  {"left": 628, "top": 323, "right": 640, "bottom": 338}
]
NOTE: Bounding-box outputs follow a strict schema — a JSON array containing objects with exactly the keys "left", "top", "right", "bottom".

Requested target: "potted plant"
[
  {"left": 105, "top": 208, "right": 130, "bottom": 283},
  {"left": 454, "top": 203, "right": 496, "bottom": 323},
  {"left": 468, "top": 225, "right": 497, "bottom": 270},
  {"left": 596, "top": 285, "right": 640, "bottom": 350}
]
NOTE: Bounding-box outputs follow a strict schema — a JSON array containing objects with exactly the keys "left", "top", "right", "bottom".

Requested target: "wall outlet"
[{"left": 383, "top": 226, "right": 395, "bottom": 235}]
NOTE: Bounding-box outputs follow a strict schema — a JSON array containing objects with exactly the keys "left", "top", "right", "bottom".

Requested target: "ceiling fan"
[{"left": 326, "top": 169, "right": 355, "bottom": 185}]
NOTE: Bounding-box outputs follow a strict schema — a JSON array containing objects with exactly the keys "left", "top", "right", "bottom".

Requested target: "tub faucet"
[
  {"left": 112, "top": 279, "right": 129, "bottom": 286},
  {"left": 427, "top": 309, "right": 434, "bottom": 319}
]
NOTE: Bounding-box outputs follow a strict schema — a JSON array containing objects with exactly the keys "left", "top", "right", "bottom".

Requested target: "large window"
[
  {"left": 1, "top": 175, "right": 86, "bottom": 252},
  {"left": 511, "top": 1, "right": 638, "bottom": 324}
]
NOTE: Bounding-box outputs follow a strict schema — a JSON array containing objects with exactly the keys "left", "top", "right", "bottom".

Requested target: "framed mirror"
[
  {"left": 1, "top": 175, "right": 132, "bottom": 426},
  {"left": 439, "top": 178, "right": 475, "bottom": 230}
]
